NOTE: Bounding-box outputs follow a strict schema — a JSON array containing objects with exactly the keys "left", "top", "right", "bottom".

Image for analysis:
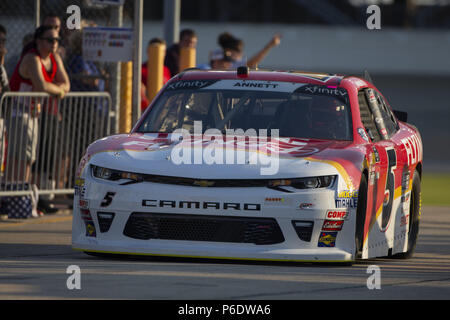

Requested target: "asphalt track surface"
[{"left": 0, "top": 206, "right": 449, "bottom": 300}]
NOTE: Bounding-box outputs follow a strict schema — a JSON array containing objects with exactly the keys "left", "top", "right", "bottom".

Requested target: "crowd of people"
[{"left": 0, "top": 17, "right": 282, "bottom": 219}]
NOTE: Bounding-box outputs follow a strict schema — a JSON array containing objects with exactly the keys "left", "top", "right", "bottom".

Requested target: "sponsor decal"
[
  {"left": 204, "top": 79, "right": 307, "bottom": 92},
  {"left": 318, "top": 231, "right": 338, "bottom": 247},
  {"left": 400, "top": 213, "right": 410, "bottom": 228},
  {"left": 233, "top": 81, "right": 278, "bottom": 89},
  {"left": 369, "top": 169, "right": 378, "bottom": 186},
  {"left": 401, "top": 167, "right": 411, "bottom": 214},
  {"left": 80, "top": 209, "right": 96, "bottom": 237},
  {"left": 335, "top": 198, "right": 358, "bottom": 208},
  {"left": 85, "top": 222, "right": 96, "bottom": 237},
  {"left": 165, "top": 80, "right": 217, "bottom": 90},
  {"left": 79, "top": 199, "right": 89, "bottom": 209},
  {"left": 74, "top": 179, "right": 86, "bottom": 198},
  {"left": 298, "top": 203, "right": 314, "bottom": 210},
  {"left": 401, "top": 135, "right": 422, "bottom": 166},
  {"left": 265, "top": 197, "right": 285, "bottom": 202},
  {"left": 358, "top": 128, "right": 369, "bottom": 142},
  {"left": 322, "top": 220, "right": 344, "bottom": 231},
  {"left": 338, "top": 191, "right": 358, "bottom": 198},
  {"left": 142, "top": 199, "right": 261, "bottom": 211},
  {"left": 372, "top": 146, "right": 380, "bottom": 163},
  {"left": 326, "top": 210, "right": 349, "bottom": 220},
  {"left": 295, "top": 84, "right": 348, "bottom": 103},
  {"left": 335, "top": 190, "right": 358, "bottom": 208}
]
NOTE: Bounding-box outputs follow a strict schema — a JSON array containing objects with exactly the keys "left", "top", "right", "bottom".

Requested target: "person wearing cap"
[
  {"left": 164, "top": 29, "right": 198, "bottom": 77},
  {"left": 210, "top": 49, "right": 234, "bottom": 70},
  {"left": 218, "top": 32, "right": 282, "bottom": 69},
  {"left": 197, "top": 49, "right": 234, "bottom": 71}
]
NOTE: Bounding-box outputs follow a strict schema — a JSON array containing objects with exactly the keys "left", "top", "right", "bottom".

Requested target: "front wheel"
[
  {"left": 393, "top": 170, "right": 421, "bottom": 259},
  {"left": 354, "top": 173, "right": 368, "bottom": 260}
]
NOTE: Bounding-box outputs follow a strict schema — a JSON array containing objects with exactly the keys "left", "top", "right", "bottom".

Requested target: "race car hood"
[{"left": 79, "top": 133, "right": 364, "bottom": 187}]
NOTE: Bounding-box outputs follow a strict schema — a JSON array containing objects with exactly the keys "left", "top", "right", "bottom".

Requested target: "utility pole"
[{"left": 163, "top": 0, "right": 181, "bottom": 47}]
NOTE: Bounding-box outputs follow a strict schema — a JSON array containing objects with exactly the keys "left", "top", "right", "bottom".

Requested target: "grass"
[{"left": 421, "top": 173, "right": 450, "bottom": 206}]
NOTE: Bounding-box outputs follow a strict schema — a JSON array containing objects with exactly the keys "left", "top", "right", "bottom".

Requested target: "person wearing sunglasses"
[
  {"left": 10, "top": 25, "right": 69, "bottom": 97},
  {"left": 42, "top": 14, "right": 67, "bottom": 61},
  {"left": 8, "top": 25, "right": 70, "bottom": 215}
]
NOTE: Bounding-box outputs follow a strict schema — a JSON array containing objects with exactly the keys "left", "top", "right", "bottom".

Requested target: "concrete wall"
[{"left": 143, "top": 21, "right": 450, "bottom": 76}]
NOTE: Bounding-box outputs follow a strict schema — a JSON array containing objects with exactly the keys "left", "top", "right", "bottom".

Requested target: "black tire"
[
  {"left": 393, "top": 170, "right": 421, "bottom": 259},
  {"left": 83, "top": 251, "right": 117, "bottom": 259},
  {"left": 354, "top": 172, "right": 368, "bottom": 260}
]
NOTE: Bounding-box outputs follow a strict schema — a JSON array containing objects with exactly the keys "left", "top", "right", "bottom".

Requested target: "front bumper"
[{"left": 72, "top": 176, "right": 356, "bottom": 262}]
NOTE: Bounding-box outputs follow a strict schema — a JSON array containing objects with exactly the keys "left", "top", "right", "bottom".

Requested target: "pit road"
[{"left": 0, "top": 206, "right": 449, "bottom": 300}]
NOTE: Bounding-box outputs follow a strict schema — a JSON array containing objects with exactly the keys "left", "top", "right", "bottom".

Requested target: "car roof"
[{"left": 174, "top": 69, "right": 364, "bottom": 87}]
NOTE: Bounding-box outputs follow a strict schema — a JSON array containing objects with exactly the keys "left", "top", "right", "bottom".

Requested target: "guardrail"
[{"left": 0, "top": 92, "right": 111, "bottom": 197}]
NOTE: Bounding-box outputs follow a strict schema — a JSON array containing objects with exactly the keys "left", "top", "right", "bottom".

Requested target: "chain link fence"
[{"left": 0, "top": 0, "right": 136, "bottom": 134}]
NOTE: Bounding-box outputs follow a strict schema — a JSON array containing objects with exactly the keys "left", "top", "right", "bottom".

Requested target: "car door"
[{"left": 358, "top": 88, "right": 399, "bottom": 238}]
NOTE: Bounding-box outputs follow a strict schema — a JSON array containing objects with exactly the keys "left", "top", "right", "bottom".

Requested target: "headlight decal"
[{"left": 305, "top": 156, "right": 355, "bottom": 190}]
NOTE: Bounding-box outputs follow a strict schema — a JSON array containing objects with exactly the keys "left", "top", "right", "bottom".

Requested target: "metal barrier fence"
[{"left": 0, "top": 92, "right": 111, "bottom": 196}]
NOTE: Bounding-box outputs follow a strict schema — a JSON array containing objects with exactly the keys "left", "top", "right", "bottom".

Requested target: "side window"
[
  {"left": 358, "top": 90, "right": 381, "bottom": 142},
  {"left": 374, "top": 91, "right": 399, "bottom": 136}
]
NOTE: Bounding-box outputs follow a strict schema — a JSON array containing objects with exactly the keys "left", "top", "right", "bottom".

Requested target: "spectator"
[
  {"left": 42, "top": 13, "right": 67, "bottom": 61},
  {"left": 0, "top": 24, "right": 9, "bottom": 96},
  {"left": 198, "top": 49, "right": 234, "bottom": 70},
  {"left": 141, "top": 38, "right": 171, "bottom": 111},
  {"left": 66, "top": 29, "right": 108, "bottom": 188},
  {"left": 164, "top": 29, "right": 198, "bottom": 77},
  {"left": 218, "top": 32, "right": 282, "bottom": 69},
  {"left": 67, "top": 30, "right": 106, "bottom": 92},
  {"left": 9, "top": 25, "right": 70, "bottom": 214}
]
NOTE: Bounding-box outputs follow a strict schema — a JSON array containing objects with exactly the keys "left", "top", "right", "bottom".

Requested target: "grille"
[
  {"left": 123, "top": 212, "right": 284, "bottom": 245},
  {"left": 97, "top": 212, "right": 115, "bottom": 233},
  {"left": 292, "top": 220, "right": 314, "bottom": 242},
  {"left": 142, "top": 175, "right": 270, "bottom": 187}
]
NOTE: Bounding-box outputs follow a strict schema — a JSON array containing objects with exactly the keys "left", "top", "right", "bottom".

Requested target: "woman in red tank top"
[
  {"left": 10, "top": 25, "right": 69, "bottom": 96},
  {"left": 6, "top": 25, "right": 70, "bottom": 199}
]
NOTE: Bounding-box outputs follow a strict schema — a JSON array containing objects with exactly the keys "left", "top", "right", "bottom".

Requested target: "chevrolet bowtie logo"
[{"left": 193, "top": 180, "right": 215, "bottom": 187}]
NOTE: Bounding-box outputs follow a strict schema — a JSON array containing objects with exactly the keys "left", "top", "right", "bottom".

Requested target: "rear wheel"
[{"left": 393, "top": 170, "right": 421, "bottom": 259}]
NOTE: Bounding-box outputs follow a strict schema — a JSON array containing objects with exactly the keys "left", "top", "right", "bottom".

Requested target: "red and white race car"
[{"left": 72, "top": 68, "right": 423, "bottom": 264}]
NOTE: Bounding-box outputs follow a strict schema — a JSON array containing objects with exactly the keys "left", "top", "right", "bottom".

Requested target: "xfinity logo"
[
  {"left": 166, "top": 80, "right": 211, "bottom": 90},
  {"left": 142, "top": 200, "right": 261, "bottom": 211},
  {"left": 304, "top": 86, "right": 347, "bottom": 97}
]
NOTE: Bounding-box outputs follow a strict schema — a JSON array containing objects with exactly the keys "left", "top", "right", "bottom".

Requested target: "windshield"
[{"left": 137, "top": 80, "right": 353, "bottom": 140}]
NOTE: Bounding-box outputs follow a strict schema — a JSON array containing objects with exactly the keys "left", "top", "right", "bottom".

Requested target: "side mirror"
[{"left": 393, "top": 110, "right": 408, "bottom": 122}]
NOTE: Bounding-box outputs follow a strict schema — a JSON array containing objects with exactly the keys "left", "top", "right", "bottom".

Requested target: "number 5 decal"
[
  {"left": 100, "top": 192, "right": 116, "bottom": 207},
  {"left": 382, "top": 148, "right": 396, "bottom": 231}
]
